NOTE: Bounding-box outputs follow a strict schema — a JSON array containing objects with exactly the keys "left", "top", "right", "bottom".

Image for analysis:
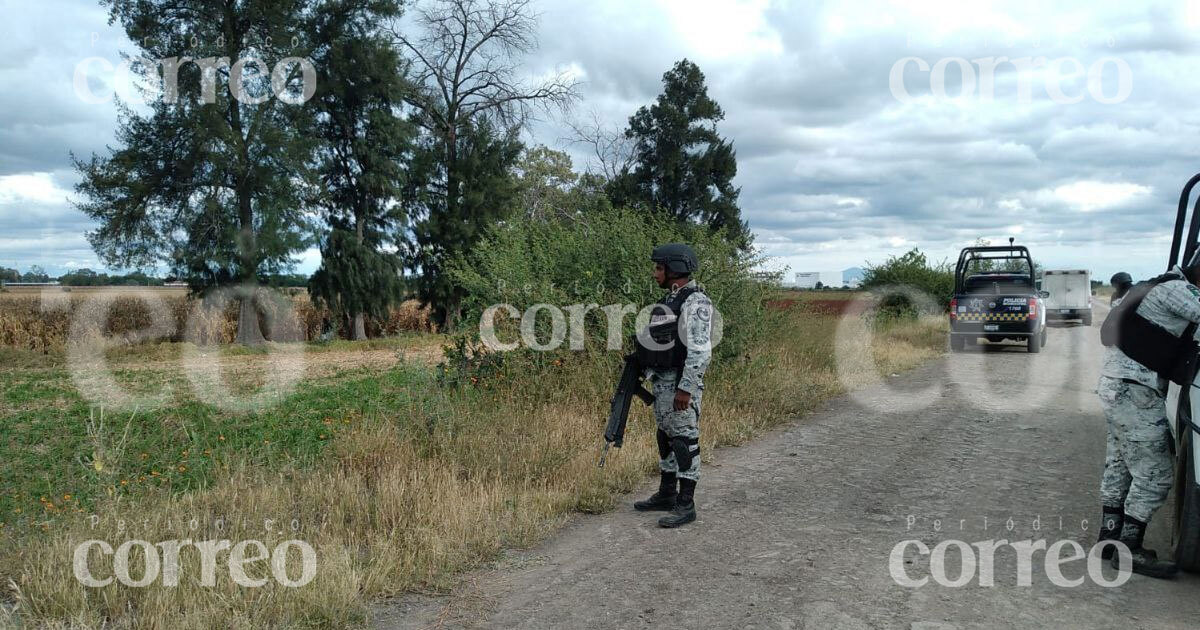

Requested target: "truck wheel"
[
  {"left": 1174, "top": 383, "right": 1200, "bottom": 571},
  {"left": 1027, "top": 332, "right": 1041, "bottom": 353},
  {"left": 1175, "top": 432, "right": 1200, "bottom": 572},
  {"left": 950, "top": 335, "right": 965, "bottom": 352},
  {"left": 1082, "top": 313, "right": 1093, "bottom": 327},
  {"left": 1041, "top": 329, "right": 1048, "bottom": 347}
]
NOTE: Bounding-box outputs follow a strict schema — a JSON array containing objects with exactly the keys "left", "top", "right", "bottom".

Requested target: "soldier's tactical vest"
[
  {"left": 636, "top": 287, "right": 700, "bottom": 370},
  {"left": 1100, "top": 272, "right": 1200, "bottom": 386}
]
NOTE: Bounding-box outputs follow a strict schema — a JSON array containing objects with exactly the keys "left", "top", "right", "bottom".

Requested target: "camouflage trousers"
[
  {"left": 651, "top": 371, "right": 702, "bottom": 482},
  {"left": 1097, "top": 376, "right": 1174, "bottom": 523}
]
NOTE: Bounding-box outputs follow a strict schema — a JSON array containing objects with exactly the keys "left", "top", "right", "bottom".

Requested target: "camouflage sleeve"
[
  {"left": 677, "top": 292, "right": 713, "bottom": 396},
  {"left": 1163, "top": 281, "right": 1200, "bottom": 324}
]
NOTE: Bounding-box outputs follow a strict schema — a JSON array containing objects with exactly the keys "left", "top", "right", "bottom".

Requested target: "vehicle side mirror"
[{"left": 1038, "top": 290, "right": 1050, "bottom": 298}]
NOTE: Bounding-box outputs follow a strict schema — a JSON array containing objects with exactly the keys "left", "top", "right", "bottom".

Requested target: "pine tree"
[
  {"left": 403, "top": 119, "right": 523, "bottom": 327},
  {"left": 73, "top": 0, "right": 317, "bottom": 345},
  {"left": 306, "top": 0, "right": 413, "bottom": 340},
  {"left": 610, "top": 59, "right": 748, "bottom": 247}
]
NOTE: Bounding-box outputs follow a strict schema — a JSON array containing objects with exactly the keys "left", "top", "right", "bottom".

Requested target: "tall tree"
[
  {"left": 609, "top": 59, "right": 748, "bottom": 246},
  {"left": 392, "top": 0, "right": 577, "bottom": 327},
  {"left": 306, "top": 0, "right": 413, "bottom": 340},
  {"left": 403, "top": 119, "right": 523, "bottom": 327},
  {"left": 74, "top": 0, "right": 317, "bottom": 345}
]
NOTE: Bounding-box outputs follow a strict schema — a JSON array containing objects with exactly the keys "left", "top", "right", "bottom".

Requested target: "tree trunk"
[
  {"left": 235, "top": 290, "right": 265, "bottom": 346},
  {"left": 352, "top": 312, "right": 367, "bottom": 340},
  {"left": 235, "top": 187, "right": 264, "bottom": 345},
  {"left": 352, "top": 206, "right": 368, "bottom": 341}
]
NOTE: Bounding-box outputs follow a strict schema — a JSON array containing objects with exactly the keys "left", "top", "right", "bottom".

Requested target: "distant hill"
[{"left": 842, "top": 267, "right": 865, "bottom": 285}]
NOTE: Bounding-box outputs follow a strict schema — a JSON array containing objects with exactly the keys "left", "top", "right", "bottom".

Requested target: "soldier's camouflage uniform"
[
  {"left": 1098, "top": 267, "right": 1200, "bottom": 523},
  {"left": 647, "top": 279, "right": 713, "bottom": 482}
]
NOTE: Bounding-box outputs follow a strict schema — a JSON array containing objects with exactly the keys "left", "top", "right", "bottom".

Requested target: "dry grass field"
[
  {"left": 0, "top": 287, "right": 434, "bottom": 353},
  {"left": 0, "top": 292, "right": 947, "bottom": 628}
]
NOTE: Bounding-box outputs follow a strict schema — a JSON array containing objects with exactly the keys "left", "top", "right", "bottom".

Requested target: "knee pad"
[
  {"left": 656, "top": 429, "right": 671, "bottom": 460},
  {"left": 670, "top": 436, "right": 699, "bottom": 472}
]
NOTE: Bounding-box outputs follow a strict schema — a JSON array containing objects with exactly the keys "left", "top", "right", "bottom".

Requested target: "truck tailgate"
[{"left": 955, "top": 295, "right": 1031, "bottom": 322}]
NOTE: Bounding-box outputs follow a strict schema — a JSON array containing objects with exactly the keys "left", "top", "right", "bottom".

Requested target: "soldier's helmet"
[
  {"left": 1110, "top": 272, "right": 1132, "bottom": 287},
  {"left": 651, "top": 243, "right": 699, "bottom": 275}
]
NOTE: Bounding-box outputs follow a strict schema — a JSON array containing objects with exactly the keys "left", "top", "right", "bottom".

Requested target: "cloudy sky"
[{"left": 3, "top": 0, "right": 1200, "bottom": 282}]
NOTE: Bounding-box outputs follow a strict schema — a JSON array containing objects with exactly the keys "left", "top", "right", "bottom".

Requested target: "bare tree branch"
[
  {"left": 392, "top": 0, "right": 579, "bottom": 132},
  {"left": 563, "top": 110, "right": 635, "bottom": 181}
]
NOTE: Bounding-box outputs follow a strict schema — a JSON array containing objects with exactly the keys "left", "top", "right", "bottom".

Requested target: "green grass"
[{"left": 0, "top": 341, "right": 439, "bottom": 530}]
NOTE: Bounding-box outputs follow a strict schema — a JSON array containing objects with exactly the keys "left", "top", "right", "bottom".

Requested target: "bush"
[
  {"left": 860, "top": 248, "right": 954, "bottom": 319},
  {"left": 446, "top": 206, "right": 772, "bottom": 380}
]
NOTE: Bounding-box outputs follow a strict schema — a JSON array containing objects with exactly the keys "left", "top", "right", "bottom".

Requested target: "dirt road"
[{"left": 377, "top": 308, "right": 1200, "bottom": 629}]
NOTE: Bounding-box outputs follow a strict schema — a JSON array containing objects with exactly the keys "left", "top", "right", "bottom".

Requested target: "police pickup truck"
[{"left": 948, "top": 243, "right": 1048, "bottom": 353}]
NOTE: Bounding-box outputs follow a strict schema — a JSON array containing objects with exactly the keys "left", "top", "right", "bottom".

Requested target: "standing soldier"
[
  {"left": 633, "top": 243, "right": 713, "bottom": 528},
  {"left": 1097, "top": 256, "right": 1200, "bottom": 578},
  {"left": 1110, "top": 272, "right": 1133, "bottom": 305}
]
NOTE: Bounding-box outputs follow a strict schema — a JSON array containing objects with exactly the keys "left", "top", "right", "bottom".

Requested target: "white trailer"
[{"left": 1041, "top": 269, "right": 1092, "bottom": 325}]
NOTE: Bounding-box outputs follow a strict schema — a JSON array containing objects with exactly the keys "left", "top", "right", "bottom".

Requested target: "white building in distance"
[{"left": 795, "top": 271, "right": 844, "bottom": 289}]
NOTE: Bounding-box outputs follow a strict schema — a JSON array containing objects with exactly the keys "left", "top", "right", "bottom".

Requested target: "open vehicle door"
[{"left": 1164, "top": 172, "right": 1200, "bottom": 571}]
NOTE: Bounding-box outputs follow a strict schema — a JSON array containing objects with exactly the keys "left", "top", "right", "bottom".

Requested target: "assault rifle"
[{"left": 598, "top": 353, "right": 655, "bottom": 467}]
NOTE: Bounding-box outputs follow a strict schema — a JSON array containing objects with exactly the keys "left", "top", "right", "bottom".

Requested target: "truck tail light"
[
  {"left": 949, "top": 297, "right": 957, "bottom": 320},
  {"left": 1028, "top": 297, "right": 1038, "bottom": 319}
]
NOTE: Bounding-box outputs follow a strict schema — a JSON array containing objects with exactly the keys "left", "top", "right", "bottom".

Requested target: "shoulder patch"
[{"left": 1188, "top": 284, "right": 1200, "bottom": 298}]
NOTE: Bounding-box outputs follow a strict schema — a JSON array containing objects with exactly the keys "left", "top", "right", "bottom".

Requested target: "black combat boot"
[
  {"left": 1096, "top": 505, "right": 1123, "bottom": 560},
  {"left": 634, "top": 472, "right": 677, "bottom": 511},
  {"left": 658, "top": 478, "right": 696, "bottom": 528},
  {"left": 1110, "top": 516, "right": 1178, "bottom": 579}
]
